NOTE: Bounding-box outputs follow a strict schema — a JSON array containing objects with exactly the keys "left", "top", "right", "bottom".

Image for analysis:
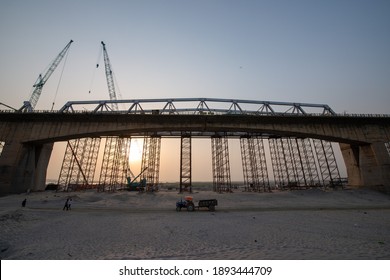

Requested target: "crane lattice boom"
[
  {"left": 20, "top": 40, "right": 73, "bottom": 112},
  {"left": 101, "top": 41, "right": 118, "bottom": 110}
]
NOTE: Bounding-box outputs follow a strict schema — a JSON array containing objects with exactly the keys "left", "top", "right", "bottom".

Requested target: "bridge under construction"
[
  {"left": 1, "top": 97, "right": 390, "bottom": 195},
  {"left": 1, "top": 41, "right": 390, "bottom": 195}
]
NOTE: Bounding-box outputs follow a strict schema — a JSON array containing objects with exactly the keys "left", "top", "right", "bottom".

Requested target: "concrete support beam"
[{"left": 340, "top": 142, "right": 390, "bottom": 193}]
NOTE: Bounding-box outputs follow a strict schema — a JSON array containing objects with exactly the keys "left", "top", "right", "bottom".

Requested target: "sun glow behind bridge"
[{"left": 129, "top": 138, "right": 143, "bottom": 164}]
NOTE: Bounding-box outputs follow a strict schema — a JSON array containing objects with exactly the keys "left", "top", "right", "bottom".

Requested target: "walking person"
[
  {"left": 67, "top": 198, "right": 72, "bottom": 210},
  {"left": 22, "top": 198, "right": 27, "bottom": 207},
  {"left": 63, "top": 198, "right": 69, "bottom": 211}
]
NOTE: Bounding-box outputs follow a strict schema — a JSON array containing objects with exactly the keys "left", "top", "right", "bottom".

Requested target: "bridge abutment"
[
  {"left": 0, "top": 141, "right": 52, "bottom": 195},
  {"left": 340, "top": 142, "right": 390, "bottom": 193}
]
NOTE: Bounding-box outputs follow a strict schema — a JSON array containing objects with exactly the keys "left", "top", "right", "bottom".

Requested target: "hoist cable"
[
  {"left": 88, "top": 46, "right": 103, "bottom": 94},
  {"left": 51, "top": 47, "right": 71, "bottom": 111}
]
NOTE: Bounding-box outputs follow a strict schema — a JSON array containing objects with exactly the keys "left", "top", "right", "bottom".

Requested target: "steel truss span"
[{"left": 59, "top": 97, "right": 336, "bottom": 115}]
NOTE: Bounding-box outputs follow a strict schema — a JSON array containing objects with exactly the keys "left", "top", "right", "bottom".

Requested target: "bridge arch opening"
[{"left": 45, "top": 135, "right": 347, "bottom": 193}]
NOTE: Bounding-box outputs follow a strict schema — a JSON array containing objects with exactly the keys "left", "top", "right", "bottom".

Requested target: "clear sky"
[{"left": 1, "top": 0, "right": 389, "bottom": 182}]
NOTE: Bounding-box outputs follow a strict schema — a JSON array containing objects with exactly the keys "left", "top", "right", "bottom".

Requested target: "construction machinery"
[
  {"left": 101, "top": 41, "right": 119, "bottom": 110},
  {"left": 126, "top": 167, "right": 148, "bottom": 191},
  {"left": 176, "top": 196, "right": 218, "bottom": 212},
  {"left": 19, "top": 40, "right": 73, "bottom": 112}
]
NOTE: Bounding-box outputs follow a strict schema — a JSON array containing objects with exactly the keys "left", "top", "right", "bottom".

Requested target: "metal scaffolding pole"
[
  {"left": 296, "top": 138, "right": 321, "bottom": 187},
  {"left": 240, "top": 136, "right": 270, "bottom": 192},
  {"left": 253, "top": 137, "right": 270, "bottom": 191},
  {"left": 98, "top": 137, "right": 131, "bottom": 191},
  {"left": 57, "top": 137, "right": 101, "bottom": 191},
  {"left": 240, "top": 136, "right": 254, "bottom": 191},
  {"left": 141, "top": 136, "right": 161, "bottom": 191},
  {"left": 282, "top": 138, "right": 300, "bottom": 186},
  {"left": 180, "top": 135, "right": 192, "bottom": 193},
  {"left": 211, "top": 136, "right": 231, "bottom": 192},
  {"left": 269, "top": 138, "right": 288, "bottom": 189},
  {"left": 312, "top": 139, "right": 341, "bottom": 187}
]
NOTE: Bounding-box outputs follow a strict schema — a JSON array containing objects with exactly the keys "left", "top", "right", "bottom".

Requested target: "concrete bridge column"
[
  {"left": 0, "top": 141, "right": 53, "bottom": 195},
  {"left": 340, "top": 142, "right": 390, "bottom": 193}
]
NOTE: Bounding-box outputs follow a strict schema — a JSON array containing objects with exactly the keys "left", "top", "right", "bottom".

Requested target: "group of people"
[{"left": 63, "top": 198, "right": 72, "bottom": 211}]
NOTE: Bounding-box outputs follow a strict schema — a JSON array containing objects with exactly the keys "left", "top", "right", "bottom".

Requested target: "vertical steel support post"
[
  {"left": 211, "top": 136, "right": 231, "bottom": 192},
  {"left": 57, "top": 137, "right": 101, "bottom": 191},
  {"left": 99, "top": 137, "right": 118, "bottom": 191},
  {"left": 269, "top": 138, "right": 289, "bottom": 189},
  {"left": 99, "top": 137, "right": 131, "bottom": 192},
  {"left": 296, "top": 138, "right": 321, "bottom": 187},
  {"left": 180, "top": 135, "right": 192, "bottom": 193},
  {"left": 282, "top": 138, "right": 299, "bottom": 186},
  {"left": 141, "top": 136, "right": 161, "bottom": 190},
  {"left": 312, "top": 139, "right": 341, "bottom": 187},
  {"left": 240, "top": 136, "right": 253, "bottom": 191},
  {"left": 253, "top": 137, "right": 270, "bottom": 191},
  {"left": 240, "top": 136, "right": 270, "bottom": 192}
]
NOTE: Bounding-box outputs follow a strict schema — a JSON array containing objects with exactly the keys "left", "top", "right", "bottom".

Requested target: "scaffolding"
[
  {"left": 98, "top": 137, "right": 131, "bottom": 191},
  {"left": 269, "top": 137, "right": 288, "bottom": 189},
  {"left": 240, "top": 136, "right": 270, "bottom": 192},
  {"left": 57, "top": 137, "right": 101, "bottom": 191},
  {"left": 211, "top": 136, "right": 231, "bottom": 192},
  {"left": 295, "top": 138, "right": 321, "bottom": 187},
  {"left": 269, "top": 137, "right": 322, "bottom": 189},
  {"left": 312, "top": 139, "right": 341, "bottom": 187},
  {"left": 141, "top": 136, "right": 161, "bottom": 191},
  {"left": 180, "top": 135, "right": 192, "bottom": 193}
]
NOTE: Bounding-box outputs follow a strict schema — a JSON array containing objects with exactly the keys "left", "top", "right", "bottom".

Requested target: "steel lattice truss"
[
  {"left": 211, "top": 136, "right": 232, "bottom": 192},
  {"left": 98, "top": 137, "right": 131, "bottom": 191},
  {"left": 180, "top": 136, "right": 192, "bottom": 193},
  {"left": 59, "top": 98, "right": 336, "bottom": 115},
  {"left": 269, "top": 137, "right": 334, "bottom": 189},
  {"left": 240, "top": 136, "right": 270, "bottom": 192},
  {"left": 141, "top": 136, "right": 161, "bottom": 190},
  {"left": 294, "top": 138, "right": 321, "bottom": 187},
  {"left": 57, "top": 137, "right": 100, "bottom": 191},
  {"left": 313, "top": 139, "right": 342, "bottom": 187}
]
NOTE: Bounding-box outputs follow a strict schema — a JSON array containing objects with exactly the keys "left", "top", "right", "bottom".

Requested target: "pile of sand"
[{"left": 1, "top": 188, "right": 390, "bottom": 259}]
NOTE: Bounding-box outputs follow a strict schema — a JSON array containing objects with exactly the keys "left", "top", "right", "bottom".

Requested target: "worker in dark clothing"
[
  {"left": 22, "top": 198, "right": 27, "bottom": 207},
  {"left": 63, "top": 198, "right": 69, "bottom": 211}
]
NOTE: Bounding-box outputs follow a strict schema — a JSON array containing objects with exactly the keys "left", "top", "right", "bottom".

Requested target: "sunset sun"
[{"left": 129, "top": 138, "right": 143, "bottom": 164}]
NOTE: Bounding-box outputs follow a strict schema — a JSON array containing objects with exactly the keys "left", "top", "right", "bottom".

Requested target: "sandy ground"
[{"left": 1, "top": 187, "right": 390, "bottom": 260}]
